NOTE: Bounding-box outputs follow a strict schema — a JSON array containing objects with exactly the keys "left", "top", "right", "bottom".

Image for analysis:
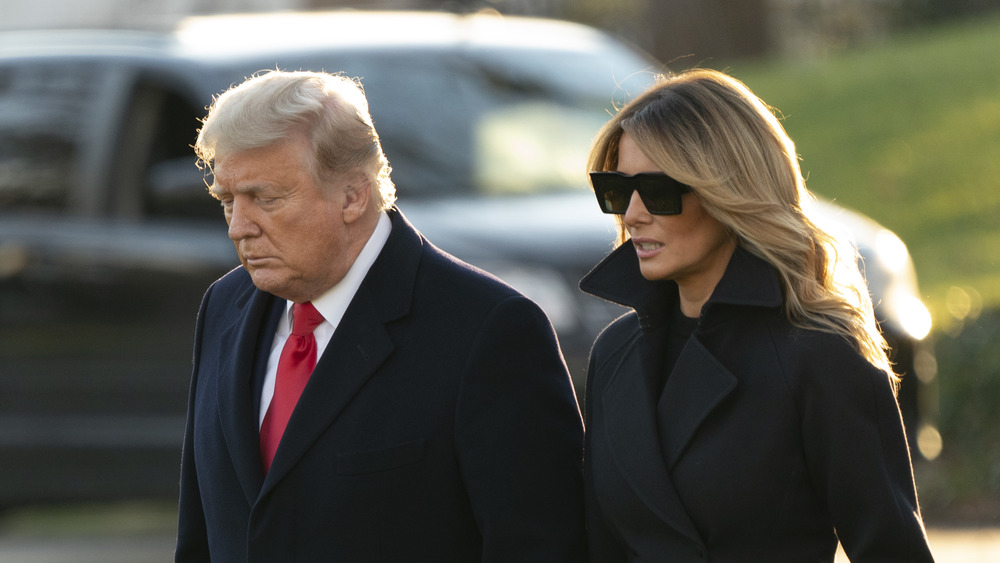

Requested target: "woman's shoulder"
[
  {"left": 774, "top": 322, "right": 870, "bottom": 364},
  {"left": 767, "top": 320, "right": 893, "bottom": 396}
]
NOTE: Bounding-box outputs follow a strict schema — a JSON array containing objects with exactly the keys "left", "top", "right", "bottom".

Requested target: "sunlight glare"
[
  {"left": 896, "top": 294, "right": 932, "bottom": 340},
  {"left": 874, "top": 228, "right": 909, "bottom": 273}
]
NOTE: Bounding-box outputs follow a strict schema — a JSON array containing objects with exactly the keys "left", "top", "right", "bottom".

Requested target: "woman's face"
[{"left": 618, "top": 133, "right": 736, "bottom": 289}]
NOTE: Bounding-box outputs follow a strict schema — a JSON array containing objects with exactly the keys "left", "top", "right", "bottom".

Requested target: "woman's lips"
[{"left": 632, "top": 238, "right": 664, "bottom": 259}]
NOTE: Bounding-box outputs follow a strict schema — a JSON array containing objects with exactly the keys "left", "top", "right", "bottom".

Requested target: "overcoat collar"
[
  {"left": 579, "top": 242, "right": 783, "bottom": 544},
  {"left": 579, "top": 241, "right": 783, "bottom": 327},
  {"left": 215, "top": 208, "right": 422, "bottom": 504}
]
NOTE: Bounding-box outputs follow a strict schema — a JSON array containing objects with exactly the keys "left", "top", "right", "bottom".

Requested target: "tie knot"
[{"left": 291, "top": 302, "right": 325, "bottom": 336}]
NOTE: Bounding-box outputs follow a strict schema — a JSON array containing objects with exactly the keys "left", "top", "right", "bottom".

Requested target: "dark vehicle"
[{"left": 0, "top": 11, "right": 935, "bottom": 506}]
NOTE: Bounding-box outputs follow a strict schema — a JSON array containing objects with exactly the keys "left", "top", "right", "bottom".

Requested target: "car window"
[
  {"left": 112, "top": 77, "right": 215, "bottom": 220},
  {"left": 0, "top": 61, "right": 100, "bottom": 212},
  {"left": 300, "top": 45, "right": 657, "bottom": 200},
  {"left": 461, "top": 44, "right": 657, "bottom": 196}
]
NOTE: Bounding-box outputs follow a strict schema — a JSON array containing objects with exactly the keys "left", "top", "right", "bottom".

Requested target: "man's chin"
[{"left": 247, "top": 270, "right": 285, "bottom": 295}]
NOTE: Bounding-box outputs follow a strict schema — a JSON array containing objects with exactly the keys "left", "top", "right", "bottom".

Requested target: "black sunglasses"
[{"left": 589, "top": 171, "right": 692, "bottom": 216}]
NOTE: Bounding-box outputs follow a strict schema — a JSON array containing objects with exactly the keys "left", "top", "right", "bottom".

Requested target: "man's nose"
[{"left": 227, "top": 200, "right": 259, "bottom": 240}]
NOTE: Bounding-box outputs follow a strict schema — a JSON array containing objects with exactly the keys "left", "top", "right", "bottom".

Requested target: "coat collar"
[
  {"left": 215, "top": 208, "right": 424, "bottom": 502},
  {"left": 579, "top": 241, "right": 784, "bottom": 329}
]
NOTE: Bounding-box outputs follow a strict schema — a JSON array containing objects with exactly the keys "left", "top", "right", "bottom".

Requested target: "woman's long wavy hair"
[{"left": 589, "top": 68, "right": 895, "bottom": 384}]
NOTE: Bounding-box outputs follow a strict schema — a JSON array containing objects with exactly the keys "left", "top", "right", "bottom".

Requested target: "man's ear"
[{"left": 341, "top": 175, "right": 372, "bottom": 223}]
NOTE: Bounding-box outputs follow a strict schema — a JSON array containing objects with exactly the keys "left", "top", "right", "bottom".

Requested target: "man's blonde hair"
[{"left": 196, "top": 70, "right": 396, "bottom": 211}]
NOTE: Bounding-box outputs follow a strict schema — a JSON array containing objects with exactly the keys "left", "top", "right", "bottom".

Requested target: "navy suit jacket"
[{"left": 176, "top": 209, "right": 586, "bottom": 562}]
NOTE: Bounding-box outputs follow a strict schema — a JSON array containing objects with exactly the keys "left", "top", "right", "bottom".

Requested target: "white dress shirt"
[{"left": 258, "top": 212, "right": 392, "bottom": 428}]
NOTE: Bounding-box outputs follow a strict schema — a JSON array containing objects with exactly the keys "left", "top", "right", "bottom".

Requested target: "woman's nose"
[{"left": 623, "top": 189, "right": 649, "bottom": 224}]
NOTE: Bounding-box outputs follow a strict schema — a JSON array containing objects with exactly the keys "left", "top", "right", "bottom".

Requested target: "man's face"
[{"left": 210, "top": 135, "right": 359, "bottom": 303}]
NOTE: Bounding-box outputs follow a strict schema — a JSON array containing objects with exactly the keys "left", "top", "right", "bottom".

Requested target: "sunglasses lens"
[
  {"left": 600, "top": 188, "right": 632, "bottom": 214},
  {"left": 590, "top": 172, "right": 689, "bottom": 215},
  {"left": 591, "top": 173, "right": 629, "bottom": 214},
  {"left": 638, "top": 187, "right": 682, "bottom": 215}
]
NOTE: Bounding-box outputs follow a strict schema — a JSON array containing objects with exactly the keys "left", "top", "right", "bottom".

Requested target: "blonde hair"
[
  {"left": 589, "top": 68, "right": 895, "bottom": 384},
  {"left": 195, "top": 70, "right": 396, "bottom": 211}
]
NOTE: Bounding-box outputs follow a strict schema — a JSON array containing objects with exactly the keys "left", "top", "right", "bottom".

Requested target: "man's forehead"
[{"left": 213, "top": 143, "right": 301, "bottom": 176}]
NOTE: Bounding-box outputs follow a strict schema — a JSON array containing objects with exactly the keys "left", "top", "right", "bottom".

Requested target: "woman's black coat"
[{"left": 580, "top": 243, "right": 934, "bottom": 562}]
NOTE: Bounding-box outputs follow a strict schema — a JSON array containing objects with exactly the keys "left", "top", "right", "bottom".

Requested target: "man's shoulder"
[
  {"left": 417, "top": 239, "right": 522, "bottom": 302},
  {"left": 211, "top": 265, "right": 254, "bottom": 296},
  {"left": 198, "top": 265, "right": 257, "bottom": 316},
  {"left": 382, "top": 208, "right": 521, "bottom": 302}
]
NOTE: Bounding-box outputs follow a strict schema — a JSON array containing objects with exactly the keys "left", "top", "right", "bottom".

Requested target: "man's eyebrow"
[
  {"left": 208, "top": 183, "right": 229, "bottom": 199},
  {"left": 209, "top": 183, "right": 270, "bottom": 198}
]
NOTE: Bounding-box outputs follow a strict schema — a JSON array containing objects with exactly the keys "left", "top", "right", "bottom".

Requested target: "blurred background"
[{"left": 1, "top": 0, "right": 998, "bottom": 560}]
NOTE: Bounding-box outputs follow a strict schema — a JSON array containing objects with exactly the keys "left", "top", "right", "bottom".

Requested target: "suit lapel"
[
  {"left": 216, "top": 285, "right": 275, "bottom": 505},
  {"left": 602, "top": 333, "right": 703, "bottom": 546},
  {"left": 657, "top": 337, "right": 738, "bottom": 468},
  {"left": 260, "top": 284, "right": 395, "bottom": 491}
]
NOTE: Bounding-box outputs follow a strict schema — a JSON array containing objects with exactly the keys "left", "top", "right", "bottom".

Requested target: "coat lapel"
[
  {"left": 602, "top": 334, "right": 704, "bottom": 546},
  {"left": 216, "top": 284, "right": 275, "bottom": 505},
  {"left": 657, "top": 337, "right": 738, "bottom": 468}
]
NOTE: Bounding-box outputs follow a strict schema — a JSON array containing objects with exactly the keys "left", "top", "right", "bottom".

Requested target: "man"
[{"left": 175, "top": 70, "right": 585, "bottom": 562}]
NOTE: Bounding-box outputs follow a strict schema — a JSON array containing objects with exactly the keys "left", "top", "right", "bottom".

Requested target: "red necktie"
[{"left": 260, "top": 301, "right": 325, "bottom": 472}]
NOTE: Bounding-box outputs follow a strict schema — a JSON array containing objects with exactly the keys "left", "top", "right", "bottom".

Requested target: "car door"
[{"left": 0, "top": 55, "right": 235, "bottom": 504}]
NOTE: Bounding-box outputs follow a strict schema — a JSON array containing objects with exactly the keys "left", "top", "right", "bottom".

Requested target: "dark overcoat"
[
  {"left": 175, "top": 209, "right": 586, "bottom": 562},
  {"left": 580, "top": 243, "right": 934, "bottom": 562}
]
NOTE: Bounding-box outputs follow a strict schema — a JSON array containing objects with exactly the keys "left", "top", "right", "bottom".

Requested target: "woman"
[{"left": 580, "top": 69, "right": 934, "bottom": 562}]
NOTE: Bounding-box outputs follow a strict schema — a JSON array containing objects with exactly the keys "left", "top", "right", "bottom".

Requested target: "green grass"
[{"left": 717, "top": 13, "right": 1000, "bottom": 326}]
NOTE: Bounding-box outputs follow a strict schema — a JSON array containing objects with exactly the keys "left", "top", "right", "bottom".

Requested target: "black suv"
[{"left": 0, "top": 11, "right": 936, "bottom": 505}]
